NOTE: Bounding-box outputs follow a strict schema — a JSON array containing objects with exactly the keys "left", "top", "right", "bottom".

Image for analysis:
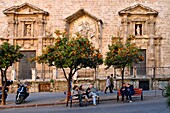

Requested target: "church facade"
[{"left": 0, "top": 0, "right": 169, "bottom": 92}]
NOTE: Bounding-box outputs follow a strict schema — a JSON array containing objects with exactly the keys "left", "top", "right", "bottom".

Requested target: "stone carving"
[
  {"left": 26, "top": 24, "right": 31, "bottom": 36},
  {"left": 76, "top": 21, "right": 99, "bottom": 48},
  {"left": 136, "top": 25, "right": 140, "bottom": 35},
  {"left": 45, "top": 25, "right": 53, "bottom": 37},
  {"left": 77, "top": 21, "right": 95, "bottom": 39},
  {"left": 3, "top": 27, "right": 10, "bottom": 37}
]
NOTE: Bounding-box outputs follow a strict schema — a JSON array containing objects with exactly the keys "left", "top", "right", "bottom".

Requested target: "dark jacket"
[{"left": 129, "top": 85, "right": 135, "bottom": 95}]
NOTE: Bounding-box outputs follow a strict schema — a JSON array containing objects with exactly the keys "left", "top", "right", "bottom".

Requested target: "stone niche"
[
  {"left": 3, "top": 2, "right": 49, "bottom": 39},
  {"left": 2, "top": 3, "right": 51, "bottom": 81},
  {"left": 65, "top": 9, "right": 103, "bottom": 78},
  {"left": 118, "top": 4, "right": 162, "bottom": 77}
]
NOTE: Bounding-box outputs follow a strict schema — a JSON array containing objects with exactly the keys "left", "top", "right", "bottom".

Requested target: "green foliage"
[
  {"left": 0, "top": 42, "right": 23, "bottom": 105},
  {"left": 32, "top": 30, "right": 103, "bottom": 81},
  {"left": 0, "top": 42, "right": 24, "bottom": 70},
  {"left": 166, "top": 85, "right": 170, "bottom": 108},
  {"left": 105, "top": 35, "right": 143, "bottom": 69}
]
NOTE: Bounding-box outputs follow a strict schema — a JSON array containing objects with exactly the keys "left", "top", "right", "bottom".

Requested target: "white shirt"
[{"left": 106, "top": 78, "right": 110, "bottom": 87}]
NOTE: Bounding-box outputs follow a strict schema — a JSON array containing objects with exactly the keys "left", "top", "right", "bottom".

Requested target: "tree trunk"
[
  {"left": 67, "top": 75, "right": 72, "bottom": 103},
  {"left": 94, "top": 68, "right": 98, "bottom": 89},
  {"left": 121, "top": 67, "right": 125, "bottom": 87},
  {"left": 1, "top": 85, "right": 6, "bottom": 105},
  {"left": 1, "top": 70, "right": 6, "bottom": 105}
]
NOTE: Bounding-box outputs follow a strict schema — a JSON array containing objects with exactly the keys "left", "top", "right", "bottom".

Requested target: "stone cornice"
[
  {"left": 3, "top": 2, "right": 49, "bottom": 16},
  {"left": 65, "top": 8, "right": 103, "bottom": 24},
  {"left": 118, "top": 4, "right": 158, "bottom": 17}
]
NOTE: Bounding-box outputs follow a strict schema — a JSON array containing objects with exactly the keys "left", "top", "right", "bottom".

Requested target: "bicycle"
[
  {"left": 162, "top": 88, "right": 167, "bottom": 98},
  {"left": 161, "top": 84, "right": 170, "bottom": 98}
]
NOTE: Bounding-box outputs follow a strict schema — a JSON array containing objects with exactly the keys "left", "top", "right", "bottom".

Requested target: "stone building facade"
[{"left": 0, "top": 0, "right": 170, "bottom": 92}]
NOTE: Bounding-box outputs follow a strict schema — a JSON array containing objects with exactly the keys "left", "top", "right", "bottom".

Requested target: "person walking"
[
  {"left": 110, "top": 74, "right": 114, "bottom": 93},
  {"left": 104, "top": 76, "right": 111, "bottom": 94}
]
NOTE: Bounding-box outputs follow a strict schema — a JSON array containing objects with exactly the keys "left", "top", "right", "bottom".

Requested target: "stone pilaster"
[
  {"left": 121, "top": 15, "right": 128, "bottom": 39},
  {"left": 32, "top": 68, "right": 37, "bottom": 81},
  {"left": 11, "top": 69, "right": 16, "bottom": 81},
  {"left": 7, "top": 14, "right": 15, "bottom": 44},
  {"left": 53, "top": 67, "right": 58, "bottom": 80}
]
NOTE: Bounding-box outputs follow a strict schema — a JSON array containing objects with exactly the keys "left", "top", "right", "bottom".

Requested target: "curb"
[
  {"left": 0, "top": 95, "right": 158, "bottom": 109},
  {"left": 0, "top": 98, "right": 116, "bottom": 109},
  {"left": 0, "top": 101, "right": 66, "bottom": 109}
]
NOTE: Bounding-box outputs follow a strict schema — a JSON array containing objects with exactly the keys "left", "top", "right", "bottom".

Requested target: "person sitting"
[
  {"left": 71, "top": 85, "right": 79, "bottom": 99},
  {"left": 125, "top": 83, "right": 133, "bottom": 103},
  {"left": 129, "top": 84, "right": 135, "bottom": 95},
  {"left": 86, "top": 84, "right": 99, "bottom": 105},
  {"left": 120, "top": 83, "right": 127, "bottom": 103},
  {"left": 79, "top": 85, "right": 88, "bottom": 105},
  {"left": 71, "top": 85, "right": 83, "bottom": 106},
  {"left": 71, "top": 85, "right": 83, "bottom": 107}
]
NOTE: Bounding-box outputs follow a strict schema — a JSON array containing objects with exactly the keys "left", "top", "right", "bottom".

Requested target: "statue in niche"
[
  {"left": 25, "top": 24, "right": 31, "bottom": 36},
  {"left": 136, "top": 25, "right": 140, "bottom": 35}
]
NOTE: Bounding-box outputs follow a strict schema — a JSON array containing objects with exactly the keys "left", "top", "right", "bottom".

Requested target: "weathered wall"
[{"left": 0, "top": 0, "right": 170, "bottom": 91}]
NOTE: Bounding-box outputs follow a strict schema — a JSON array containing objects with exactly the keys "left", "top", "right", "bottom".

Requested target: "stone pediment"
[
  {"left": 119, "top": 4, "right": 158, "bottom": 16},
  {"left": 3, "top": 2, "right": 49, "bottom": 15},
  {"left": 65, "top": 9, "right": 103, "bottom": 24}
]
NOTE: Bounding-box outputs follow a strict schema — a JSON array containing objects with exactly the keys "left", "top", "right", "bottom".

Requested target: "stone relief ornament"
[
  {"left": 77, "top": 21, "right": 95, "bottom": 39},
  {"left": 45, "top": 25, "right": 53, "bottom": 37},
  {"left": 136, "top": 25, "right": 140, "bottom": 36},
  {"left": 26, "top": 24, "right": 31, "bottom": 36},
  {"left": 76, "top": 21, "right": 99, "bottom": 48},
  {"left": 3, "top": 27, "right": 10, "bottom": 38}
]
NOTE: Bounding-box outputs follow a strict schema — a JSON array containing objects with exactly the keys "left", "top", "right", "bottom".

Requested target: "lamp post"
[{"left": 153, "top": 67, "right": 156, "bottom": 97}]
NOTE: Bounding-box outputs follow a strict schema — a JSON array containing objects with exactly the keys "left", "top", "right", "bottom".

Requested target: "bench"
[
  {"left": 66, "top": 93, "right": 100, "bottom": 107},
  {"left": 117, "top": 88, "right": 143, "bottom": 101}
]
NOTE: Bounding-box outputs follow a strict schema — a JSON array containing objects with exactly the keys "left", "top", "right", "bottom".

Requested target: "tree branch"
[{"left": 61, "top": 67, "right": 68, "bottom": 81}]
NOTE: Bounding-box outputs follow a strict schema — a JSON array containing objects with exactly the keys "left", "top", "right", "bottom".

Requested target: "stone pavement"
[{"left": 0, "top": 90, "right": 162, "bottom": 109}]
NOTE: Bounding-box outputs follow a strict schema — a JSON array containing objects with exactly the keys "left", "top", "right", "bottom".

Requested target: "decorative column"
[
  {"left": 7, "top": 15, "right": 15, "bottom": 44},
  {"left": 154, "top": 37, "right": 162, "bottom": 76},
  {"left": 37, "top": 18, "right": 44, "bottom": 37},
  {"left": 155, "top": 40, "right": 160, "bottom": 67},
  {"left": 148, "top": 18, "right": 156, "bottom": 68},
  {"left": 11, "top": 69, "right": 16, "bottom": 81},
  {"left": 53, "top": 67, "right": 58, "bottom": 80},
  {"left": 37, "top": 16, "right": 44, "bottom": 79},
  {"left": 121, "top": 15, "right": 128, "bottom": 39},
  {"left": 32, "top": 68, "right": 37, "bottom": 81},
  {"left": 98, "top": 21, "right": 103, "bottom": 53}
]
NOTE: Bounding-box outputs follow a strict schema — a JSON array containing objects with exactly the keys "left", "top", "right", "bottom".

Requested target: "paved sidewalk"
[{"left": 0, "top": 90, "right": 162, "bottom": 109}]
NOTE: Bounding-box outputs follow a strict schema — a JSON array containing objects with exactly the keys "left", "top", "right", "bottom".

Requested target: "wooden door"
[{"left": 19, "top": 51, "right": 36, "bottom": 79}]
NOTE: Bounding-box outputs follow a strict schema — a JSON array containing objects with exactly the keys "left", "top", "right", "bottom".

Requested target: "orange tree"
[
  {"left": 0, "top": 42, "right": 23, "bottom": 105},
  {"left": 105, "top": 35, "right": 143, "bottom": 86},
  {"left": 31, "top": 30, "right": 103, "bottom": 104}
]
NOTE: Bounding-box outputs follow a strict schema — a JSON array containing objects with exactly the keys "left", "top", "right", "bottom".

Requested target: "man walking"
[{"left": 110, "top": 74, "right": 114, "bottom": 93}]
